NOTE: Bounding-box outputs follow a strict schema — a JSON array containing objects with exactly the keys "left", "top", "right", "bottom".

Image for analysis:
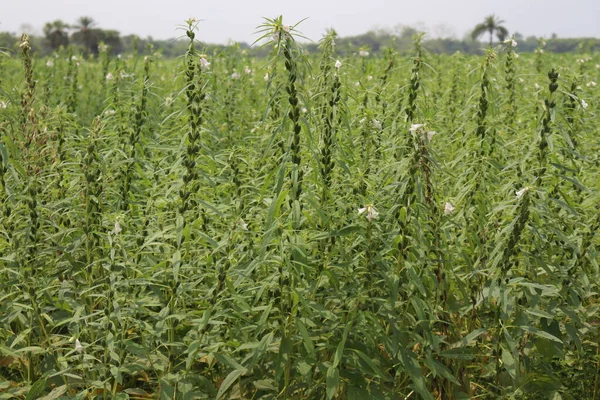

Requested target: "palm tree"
[
  {"left": 43, "top": 20, "right": 70, "bottom": 50},
  {"left": 471, "top": 15, "right": 509, "bottom": 47},
  {"left": 74, "top": 16, "right": 95, "bottom": 53}
]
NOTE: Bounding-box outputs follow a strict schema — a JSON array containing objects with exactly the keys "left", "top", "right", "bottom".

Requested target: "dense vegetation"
[
  {"left": 2, "top": 15, "right": 600, "bottom": 58},
  {"left": 0, "top": 17, "right": 599, "bottom": 399}
]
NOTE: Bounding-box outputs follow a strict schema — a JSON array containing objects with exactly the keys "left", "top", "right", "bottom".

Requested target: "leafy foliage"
[{"left": 0, "top": 22, "right": 599, "bottom": 400}]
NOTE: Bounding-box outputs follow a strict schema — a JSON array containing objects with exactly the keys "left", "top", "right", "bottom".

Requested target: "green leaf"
[
  {"left": 351, "top": 349, "right": 390, "bottom": 381},
  {"left": 333, "top": 321, "right": 351, "bottom": 369},
  {"left": 424, "top": 355, "right": 460, "bottom": 385},
  {"left": 398, "top": 347, "right": 434, "bottom": 400},
  {"left": 501, "top": 346, "right": 517, "bottom": 379},
  {"left": 248, "top": 332, "right": 274, "bottom": 369},
  {"left": 326, "top": 366, "right": 339, "bottom": 400},
  {"left": 252, "top": 379, "right": 276, "bottom": 391},
  {"left": 519, "top": 326, "right": 563, "bottom": 343},
  {"left": 216, "top": 368, "right": 245, "bottom": 400},
  {"left": 296, "top": 319, "right": 315, "bottom": 357},
  {"left": 407, "top": 264, "right": 427, "bottom": 297},
  {"left": 25, "top": 378, "right": 47, "bottom": 400},
  {"left": 159, "top": 378, "right": 175, "bottom": 400},
  {"left": 275, "top": 336, "right": 292, "bottom": 384},
  {"left": 38, "top": 385, "right": 68, "bottom": 400},
  {"left": 449, "top": 328, "right": 487, "bottom": 348},
  {"left": 172, "top": 249, "right": 181, "bottom": 277}
]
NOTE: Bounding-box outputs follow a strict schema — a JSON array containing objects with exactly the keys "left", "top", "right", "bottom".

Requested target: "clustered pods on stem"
[
  {"left": 534, "top": 39, "right": 546, "bottom": 74},
  {"left": 405, "top": 35, "right": 423, "bottom": 128},
  {"left": 500, "top": 187, "right": 531, "bottom": 274},
  {"left": 19, "top": 34, "right": 39, "bottom": 154},
  {"left": 179, "top": 23, "right": 206, "bottom": 232},
  {"left": 65, "top": 48, "right": 79, "bottom": 114},
  {"left": 504, "top": 39, "right": 517, "bottom": 128},
  {"left": 475, "top": 50, "right": 495, "bottom": 152},
  {"left": 446, "top": 54, "right": 463, "bottom": 130},
  {"left": 282, "top": 30, "right": 304, "bottom": 228},
  {"left": 320, "top": 66, "right": 340, "bottom": 202},
  {"left": 82, "top": 117, "right": 104, "bottom": 277},
  {"left": 564, "top": 80, "right": 580, "bottom": 149},
  {"left": 99, "top": 42, "right": 111, "bottom": 87},
  {"left": 316, "top": 32, "right": 339, "bottom": 202},
  {"left": 536, "top": 68, "right": 559, "bottom": 186},
  {"left": 120, "top": 54, "right": 151, "bottom": 211}
]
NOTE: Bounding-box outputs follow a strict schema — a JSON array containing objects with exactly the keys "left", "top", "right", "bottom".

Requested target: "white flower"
[
  {"left": 113, "top": 220, "right": 122, "bottom": 235},
  {"left": 504, "top": 38, "right": 517, "bottom": 47},
  {"left": 586, "top": 81, "right": 596, "bottom": 88},
  {"left": 358, "top": 204, "right": 378, "bottom": 222},
  {"left": 534, "top": 83, "right": 540, "bottom": 90},
  {"left": 200, "top": 57, "right": 210, "bottom": 70},
  {"left": 231, "top": 71, "right": 241, "bottom": 80},
  {"left": 103, "top": 109, "right": 116, "bottom": 116},
  {"left": 244, "top": 66, "right": 252, "bottom": 74},
  {"left": 359, "top": 50, "right": 369, "bottom": 57},
  {"left": 409, "top": 123, "right": 424, "bottom": 133},
  {"left": 0, "top": 101, "right": 6, "bottom": 109},
  {"left": 596, "top": 64, "right": 600, "bottom": 70},
  {"left": 239, "top": 219, "right": 248, "bottom": 231},
  {"left": 367, "top": 75, "right": 373, "bottom": 81},
  {"left": 426, "top": 131, "right": 436, "bottom": 141},
  {"left": 71, "top": 55, "right": 78, "bottom": 61},
  {"left": 301, "top": 107, "right": 307, "bottom": 113},
  {"left": 75, "top": 339, "right": 83, "bottom": 353},
  {"left": 46, "top": 59, "right": 54, "bottom": 68},
  {"left": 106, "top": 72, "right": 113, "bottom": 81},
  {"left": 372, "top": 119, "right": 382, "bottom": 130},
  {"left": 335, "top": 59, "right": 342, "bottom": 69},
  {"left": 282, "top": 25, "right": 290, "bottom": 33},
  {"left": 577, "top": 59, "right": 585, "bottom": 64},
  {"left": 264, "top": 72, "right": 269, "bottom": 81},
  {"left": 98, "top": 43, "right": 108, "bottom": 52},
  {"left": 355, "top": 81, "right": 360, "bottom": 87},
  {"left": 514, "top": 53, "right": 519, "bottom": 58},
  {"left": 515, "top": 187, "right": 530, "bottom": 199},
  {"left": 165, "top": 96, "right": 174, "bottom": 106},
  {"left": 581, "top": 99, "right": 588, "bottom": 109},
  {"left": 518, "top": 78, "right": 524, "bottom": 83},
  {"left": 444, "top": 202, "right": 455, "bottom": 215}
]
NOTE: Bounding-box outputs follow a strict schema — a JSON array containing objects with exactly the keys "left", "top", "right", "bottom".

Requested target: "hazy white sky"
[{"left": 2, "top": 0, "right": 599, "bottom": 44}]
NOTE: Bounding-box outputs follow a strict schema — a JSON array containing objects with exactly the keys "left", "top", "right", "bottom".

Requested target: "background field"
[{"left": 0, "top": 21, "right": 599, "bottom": 399}]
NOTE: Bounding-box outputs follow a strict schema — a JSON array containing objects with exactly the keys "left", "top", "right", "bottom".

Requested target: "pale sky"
[{"left": 2, "top": 0, "right": 599, "bottom": 44}]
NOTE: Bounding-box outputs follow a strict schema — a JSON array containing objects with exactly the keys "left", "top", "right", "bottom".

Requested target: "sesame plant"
[{"left": 0, "top": 18, "right": 599, "bottom": 400}]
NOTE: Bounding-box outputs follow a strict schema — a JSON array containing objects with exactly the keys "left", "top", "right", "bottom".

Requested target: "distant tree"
[
  {"left": 0, "top": 31, "right": 19, "bottom": 52},
  {"left": 43, "top": 20, "right": 70, "bottom": 50},
  {"left": 73, "top": 16, "right": 95, "bottom": 53},
  {"left": 471, "top": 15, "right": 508, "bottom": 46}
]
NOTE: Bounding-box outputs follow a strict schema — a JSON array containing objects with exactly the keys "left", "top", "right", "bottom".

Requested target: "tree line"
[{"left": 1, "top": 15, "right": 599, "bottom": 58}]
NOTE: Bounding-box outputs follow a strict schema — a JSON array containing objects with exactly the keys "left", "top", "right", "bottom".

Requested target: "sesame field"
[{"left": 0, "top": 18, "right": 599, "bottom": 399}]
